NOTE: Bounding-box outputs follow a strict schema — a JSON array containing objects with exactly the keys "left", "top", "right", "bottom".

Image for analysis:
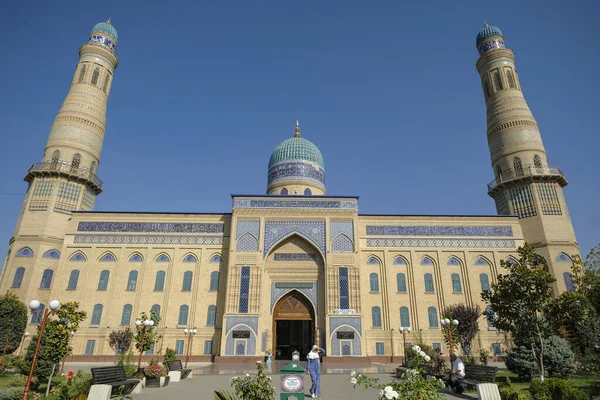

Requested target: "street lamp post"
[
  {"left": 23, "top": 299, "right": 61, "bottom": 400},
  {"left": 441, "top": 318, "right": 459, "bottom": 353},
  {"left": 60, "top": 331, "right": 76, "bottom": 373},
  {"left": 399, "top": 327, "right": 411, "bottom": 366},
  {"left": 18, "top": 332, "right": 30, "bottom": 357},
  {"left": 183, "top": 327, "right": 197, "bottom": 368},
  {"left": 135, "top": 319, "right": 155, "bottom": 371}
]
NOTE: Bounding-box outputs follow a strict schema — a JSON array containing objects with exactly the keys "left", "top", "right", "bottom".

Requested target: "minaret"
[
  {"left": 475, "top": 22, "right": 579, "bottom": 292},
  {"left": 0, "top": 20, "right": 119, "bottom": 297}
]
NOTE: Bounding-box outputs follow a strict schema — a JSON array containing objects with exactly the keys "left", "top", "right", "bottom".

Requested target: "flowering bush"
[
  {"left": 143, "top": 364, "right": 167, "bottom": 379},
  {"left": 53, "top": 370, "right": 92, "bottom": 400},
  {"left": 228, "top": 361, "right": 275, "bottom": 400}
]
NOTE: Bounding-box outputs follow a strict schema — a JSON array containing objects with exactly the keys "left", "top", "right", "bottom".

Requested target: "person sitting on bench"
[{"left": 449, "top": 352, "right": 465, "bottom": 394}]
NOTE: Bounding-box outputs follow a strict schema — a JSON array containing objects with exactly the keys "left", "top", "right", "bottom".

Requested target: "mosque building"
[{"left": 0, "top": 20, "right": 579, "bottom": 362}]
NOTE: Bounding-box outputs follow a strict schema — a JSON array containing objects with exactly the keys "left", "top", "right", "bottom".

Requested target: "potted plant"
[{"left": 143, "top": 364, "right": 169, "bottom": 388}]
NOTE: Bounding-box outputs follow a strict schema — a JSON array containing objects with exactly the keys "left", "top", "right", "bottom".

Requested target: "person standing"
[
  {"left": 306, "top": 345, "right": 323, "bottom": 398},
  {"left": 449, "top": 352, "right": 466, "bottom": 394}
]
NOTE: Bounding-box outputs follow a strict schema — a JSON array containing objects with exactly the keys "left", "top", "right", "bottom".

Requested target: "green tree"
[
  {"left": 442, "top": 303, "right": 481, "bottom": 355},
  {"left": 0, "top": 291, "right": 27, "bottom": 355},
  {"left": 570, "top": 245, "right": 600, "bottom": 315},
  {"left": 133, "top": 310, "right": 161, "bottom": 354},
  {"left": 108, "top": 327, "right": 134, "bottom": 355},
  {"left": 481, "top": 244, "right": 555, "bottom": 381}
]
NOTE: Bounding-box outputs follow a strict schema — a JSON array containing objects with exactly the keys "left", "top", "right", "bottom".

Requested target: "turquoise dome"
[
  {"left": 91, "top": 21, "right": 118, "bottom": 43},
  {"left": 269, "top": 137, "right": 324, "bottom": 169},
  {"left": 476, "top": 24, "right": 502, "bottom": 45}
]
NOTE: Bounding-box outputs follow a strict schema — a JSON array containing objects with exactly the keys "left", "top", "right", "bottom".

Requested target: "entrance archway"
[{"left": 273, "top": 291, "right": 314, "bottom": 360}]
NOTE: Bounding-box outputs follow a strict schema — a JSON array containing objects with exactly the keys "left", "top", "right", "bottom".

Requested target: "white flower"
[
  {"left": 256, "top": 360, "right": 262, "bottom": 364},
  {"left": 245, "top": 373, "right": 250, "bottom": 377},
  {"left": 350, "top": 377, "right": 357, "bottom": 385},
  {"left": 413, "top": 345, "right": 421, "bottom": 352},
  {"left": 419, "top": 351, "right": 426, "bottom": 357},
  {"left": 391, "top": 391, "right": 399, "bottom": 399},
  {"left": 424, "top": 355, "right": 431, "bottom": 362},
  {"left": 350, "top": 371, "right": 356, "bottom": 377},
  {"left": 379, "top": 390, "right": 384, "bottom": 396},
  {"left": 384, "top": 386, "right": 393, "bottom": 393},
  {"left": 385, "top": 391, "right": 398, "bottom": 400}
]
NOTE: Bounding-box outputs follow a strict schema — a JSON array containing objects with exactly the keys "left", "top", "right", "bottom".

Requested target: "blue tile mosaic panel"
[
  {"left": 42, "top": 249, "right": 61, "bottom": 259},
  {"left": 235, "top": 341, "right": 246, "bottom": 356},
  {"left": 99, "top": 253, "right": 116, "bottom": 262},
  {"left": 155, "top": 254, "right": 170, "bottom": 263},
  {"left": 183, "top": 254, "right": 197, "bottom": 263},
  {"left": 393, "top": 257, "right": 407, "bottom": 265},
  {"left": 236, "top": 221, "right": 260, "bottom": 252},
  {"left": 268, "top": 162, "right": 325, "bottom": 186},
  {"left": 129, "top": 254, "right": 143, "bottom": 262},
  {"left": 330, "top": 316, "right": 362, "bottom": 356},
  {"left": 367, "top": 256, "right": 380, "bottom": 265},
  {"left": 225, "top": 316, "right": 258, "bottom": 333},
  {"left": 210, "top": 255, "right": 224, "bottom": 263},
  {"left": 16, "top": 247, "right": 33, "bottom": 257},
  {"left": 366, "top": 225, "right": 513, "bottom": 237},
  {"left": 236, "top": 221, "right": 260, "bottom": 239},
  {"left": 224, "top": 316, "right": 258, "bottom": 356},
  {"left": 338, "top": 268, "right": 349, "bottom": 309},
  {"left": 556, "top": 252, "right": 572, "bottom": 262},
  {"left": 329, "top": 317, "right": 362, "bottom": 334},
  {"left": 88, "top": 35, "right": 116, "bottom": 52},
  {"left": 331, "top": 222, "right": 354, "bottom": 253},
  {"left": 233, "top": 199, "right": 358, "bottom": 210},
  {"left": 366, "top": 238, "right": 515, "bottom": 248},
  {"left": 332, "top": 235, "right": 353, "bottom": 252},
  {"left": 448, "top": 257, "right": 461, "bottom": 266},
  {"left": 236, "top": 233, "right": 259, "bottom": 252},
  {"left": 270, "top": 282, "right": 318, "bottom": 314},
  {"left": 74, "top": 235, "right": 224, "bottom": 245},
  {"left": 274, "top": 253, "right": 316, "bottom": 261},
  {"left": 330, "top": 222, "right": 354, "bottom": 240},
  {"left": 264, "top": 221, "right": 326, "bottom": 258},
  {"left": 239, "top": 267, "right": 250, "bottom": 313},
  {"left": 77, "top": 222, "right": 224, "bottom": 233},
  {"left": 69, "top": 252, "right": 87, "bottom": 262},
  {"left": 475, "top": 257, "right": 490, "bottom": 265}
]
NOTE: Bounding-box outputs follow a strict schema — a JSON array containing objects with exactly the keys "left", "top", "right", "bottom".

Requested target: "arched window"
[
  {"left": 513, "top": 157, "right": 523, "bottom": 177},
  {"left": 70, "top": 154, "right": 81, "bottom": 172},
  {"left": 493, "top": 70, "right": 503, "bottom": 91},
  {"left": 99, "top": 253, "right": 116, "bottom": 262},
  {"left": 400, "top": 306, "right": 410, "bottom": 328},
  {"left": 206, "top": 305, "right": 217, "bottom": 326},
  {"left": 151, "top": 304, "right": 161, "bottom": 318},
  {"left": 31, "top": 303, "right": 45, "bottom": 324},
  {"left": 563, "top": 272, "right": 575, "bottom": 292},
  {"left": 556, "top": 252, "right": 572, "bottom": 263},
  {"left": 210, "top": 255, "right": 223, "bottom": 263},
  {"left": 121, "top": 304, "right": 133, "bottom": 325},
  {"left": 102, "top": 73, "right": 111, "bottom": 93},
  {"left": 129, "top": 254, "right": 142, "bottom": 262},
  {"left": 393, "top": 257, "right": 407, "bottom": 265},
  {"left": 209, "top": 271, "right": 220, "bottom": 291},
  {"left": 51, "top": 150, "right": 60, "bottom": 164},
  {"left": 43, "top": 249, "right": 61, "bottom": 259},
  {"left": 280, "top": 188, "right": 288, "bottom": 195},
  {"left": 40, "top": 269, "right": 54, "bottom": 289},
  {"left": 77, "top": 64, "right": 87, "bottom": 83},
  {"left": 424, "top": 273, "right": 435, "bottom": 293},
  {"left": 98, "top": 270, "right": 110, "bottom": 290},
  {"left": 483, "top": 78, "right": 491, "bottom": 98},
  {"left": 183, "top": 254, "right": 197, "bottom": 263},
  {"left": 182, "top": 271, "right": 193, "bottom": 291},
  {"left": 155, "top": 254, "right": 170, "bottom": 263},
  {"left": 505, "top": 256, "right": 518, "bottom": 266},
  {"left": 448, "top": 257, "right": 461, "bottom": 266},
  {"left": 91, "top": 304, "right": 103, "bottom": 325},
  {"left": 12, "top": 267, "right": 25, "bottom": 288},
  {"left": 178, "top": 305, "right": 189, "bottom": 326},
  {"left": 127, "top": 271, "right": 138, "bottom": 291},
  {"left": 496, "top": 165, "right": 502, "bottom": 180},
  {"left": 154, "top": 271, "right": 166, "bottom": 291},
  {"left": 367, "top": 256, "right": 380, "bottom": 265},
  {"left": 396, "top": 273, "right": 407, "bottom": 292},
  {"left": 91, "top": 66, "right": 100, "bottom": 86},
  {"left": 534, "top": 155, "right": 542, "bottom": 170},
  {"left": 372, "top": 306, "right": 382, "bottom": 328},
  {"left": 428, "top": 306, "right": 439, "bottom": 328},
  {"left": 304, "top": 188, "right": 312, "bottom": 196},
  {"left": 420, "top": 257, "right": 434, "bottom": 266},
  {"left": 480, "top": 273, "right": 490, "bottom": 291},
  {"left": 70, "top": 252, "right": 87, "bottom": 262},
  {"left": 90, "top": 161, "right": 96, "bottom": 175},
  {"left": 369, "top": 273, "right": 380, "bottom": 292},
  {"left": 67, "top": 270, "right": 80, "bottom": 290},
  {"left": 475, "top": 257, "right": 490, "bottom": 266},
  {"left": 16, "top": 247, "right": 33, "bottom": 257},
  {"left": 451, "top": 273, "right": 462, "bottom": 293},
  {"left": 485, "top": 306, "right": 495, "bottom": 328},
  {"left": 506, "top": 69, "right": 516, "bottom": 89}
]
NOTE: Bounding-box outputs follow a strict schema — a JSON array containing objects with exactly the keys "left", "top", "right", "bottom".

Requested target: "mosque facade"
[{"left": 0, "top": 20, "right": 579, "bottom": 362}]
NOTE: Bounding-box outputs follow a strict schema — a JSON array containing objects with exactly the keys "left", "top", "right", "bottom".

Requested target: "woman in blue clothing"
[{"left": 306, "top": 345, "right": 323, "bottom": 398}]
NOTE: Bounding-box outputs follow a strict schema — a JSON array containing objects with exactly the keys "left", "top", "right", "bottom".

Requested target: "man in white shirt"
[{"left": 449, "top": 352, "right": 466, "bottom": 394}]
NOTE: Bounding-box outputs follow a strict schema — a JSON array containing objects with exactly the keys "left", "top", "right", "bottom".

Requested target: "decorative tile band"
[
  {"left": 73, "top": 235, "right": 224, "bottom": 245},
  {"left": 88, "top": 35, "right": 116, "bottom": 52},
  {"left": 77, "top": 222, "right": 224, "bottom": 233},
  {"left": 267, "top": 161, "right": 325, "bottom": 186},
  {"left": 366, "top": 238, "right": 516, "bottom": 248},
  {"left": 225, "top": 316, "right": 259, "bottom": 334},
  {"left": 264, "top": 221, "right": 326, "bottom": 258},
  {"left": 233, "top": 199, "right": 358, "bottom": 210},
  {"left": 330, "top": 316, "right": 362, "bottom": 335},
  {"left": 274, "top": 253, "right": 317, "bottom": 261},
  {"left": 270, "top": 282, "right": 318, "bottom": 315},
  {"left": 365, "top": 225, "right": 513, "bottom": 237}
]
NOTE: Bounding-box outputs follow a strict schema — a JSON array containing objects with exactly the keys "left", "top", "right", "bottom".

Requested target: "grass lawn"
[
  {"left": 495, "top": 371, "right": 600, "bottom": 398},
  {"left": 0, "top": 373, "right": 66, "bottom": 393}
]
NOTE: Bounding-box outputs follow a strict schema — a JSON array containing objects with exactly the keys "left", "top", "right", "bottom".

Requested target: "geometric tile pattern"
[
  {"left": 273, "top": 253, "right": 316, "bottom": 261},
  {"left": 236, "top": 221, "right": 260, "bottom": 252},
  {"left": 329, "top": 317, "right": 362, "bottom": 334},
  {"left": 236, "top": 221, "right": 260, "bottom": 239},
  {"left": 74, "top": 235, "right": 224, "bottom": 245},
  {"left": 233, "top": 198, "right": 358, "bottom": 210},
  {"left": 365, "top": 225, "right": 513, "bottom": 237},
  {"left": 367, "top": 238, "right": 516, "bottom": 248},
  {"left": 330, "top": 222, "right": 354, "bottom": 240},
  {"left": 330, "top": 316, "right": 362, "bottom": 356},
  {"left": 239, "top": 267, "right": 250, "bottom": 313},
  {"left": 338, "top": 268, "right": 349, "bottom": 309},
  {"left": 270, "top": 282, "right": 317, "bottom": 315},
  {"left": 43, "top": 249, "right": 61, "bottom": 259},
  {"left": 224, "top": 316, "right": 258, "bottom": 356},
  {"left": 16, "top": 247, "right": 34, "bottom": 257},
  {"left": 264, "top": 221, "right": 326, "bottom": 258},
  {"left": 225, "top": 316, "right": 258, "bottom": 333},
  {"left": 267, "top": 161, "right": 325, "bottom": 186},
  {"left": 236, "top": 233, "right": 259, "bottom": 252},
  {"left": 332, "top": 235, "right": 353, "bottom": 252},
  {"left": 77, "top": 222, "right": 224, "bottom": 233}
]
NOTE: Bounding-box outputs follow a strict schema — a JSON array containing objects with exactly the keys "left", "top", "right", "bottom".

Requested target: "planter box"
[{"left": 145, "top": 376, "right": 170, "bottom": 388}]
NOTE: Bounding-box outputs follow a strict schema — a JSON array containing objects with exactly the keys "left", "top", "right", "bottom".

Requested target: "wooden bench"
[
  {"left": 461, "top": 364, "right": 498, "bottom": 389},
  {"left": 166, "top": 360, "right": 192, "bottom": 379},
  {"left": 90, "top": 366, "right": 140, "bottom": 396}
]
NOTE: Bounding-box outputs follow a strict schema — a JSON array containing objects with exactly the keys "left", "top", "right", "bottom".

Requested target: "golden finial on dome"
[
  {"left": 483, "top": 20, "right": 488, "bottom": 27},
  {"left": 294, "top": 115, "right": 301, "bottom": 137},
  {"left": 107, "top": 17, "right": 111, "bottom": 24}
]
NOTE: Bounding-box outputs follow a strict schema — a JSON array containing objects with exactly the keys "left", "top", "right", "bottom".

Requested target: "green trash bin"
[{"left": 280, "top": 351, "right": 306, "bottom": 400}]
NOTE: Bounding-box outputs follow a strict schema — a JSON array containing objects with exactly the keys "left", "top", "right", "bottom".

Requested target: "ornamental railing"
[
  {"left": 27, "top": 160, "right": 103, "bottom": 188},
  {"left": 487, "top": 165, "right": 564, "bottom": 192}
]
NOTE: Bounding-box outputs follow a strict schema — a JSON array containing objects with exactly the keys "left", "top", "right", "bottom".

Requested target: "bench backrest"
[
  {"left": 167, "top": 360, "right": 183, "bottom": 371},
  {"left": 91, "top": 366, "right": 129, "bottom": 384},
  {"left": 465, "top": 365, "right": 498, "bottom": 383}
]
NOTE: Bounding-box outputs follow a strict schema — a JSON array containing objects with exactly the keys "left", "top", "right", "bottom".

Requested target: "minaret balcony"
[
  {"left": 25, "top": 160, "right": 103, "bottom": 193},
  {"left": 487, "top": 165, "right": 567, "bottom": 195}
]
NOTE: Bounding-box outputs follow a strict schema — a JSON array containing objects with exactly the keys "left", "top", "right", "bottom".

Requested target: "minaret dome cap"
[
  {"left": 91, "top": 20, "right": 118, "bottom": 43},
  {"left": 476, "top": 21, "right": 502, "bottom": 46}
]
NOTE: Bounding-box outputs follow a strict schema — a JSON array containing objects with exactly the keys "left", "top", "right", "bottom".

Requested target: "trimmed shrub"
[
  {"left": 0, "top": 387, "right": 25, "bottom": 400},
  {"left": 498, "top": 386, "right": 527, "bottom": 400},
  {"left": 505, "top": 336, "right": 576, "bottom": 380},
  {"left": 529, "top": 378, "right": 588, "bottom": 400}
]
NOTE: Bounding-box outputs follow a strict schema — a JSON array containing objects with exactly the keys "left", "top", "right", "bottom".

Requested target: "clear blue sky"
[{"left": 0, "top": 0, "right": 598, "bottom": 257}]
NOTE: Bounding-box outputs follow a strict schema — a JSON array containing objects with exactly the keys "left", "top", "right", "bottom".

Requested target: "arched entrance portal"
[{"left": 273, "top": 291, "right": 314, "bottom": 360}]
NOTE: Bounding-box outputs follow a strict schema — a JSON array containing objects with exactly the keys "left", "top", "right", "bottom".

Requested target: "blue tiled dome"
[
  {"left": 269, "top": 137, "right": 324, "bottom": 169},
  {"left": 91, "top": 21, "right": 118, "bottom": 43},
  {"left": 476, "top": 24, "right": 502, "bottom": 45}
]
